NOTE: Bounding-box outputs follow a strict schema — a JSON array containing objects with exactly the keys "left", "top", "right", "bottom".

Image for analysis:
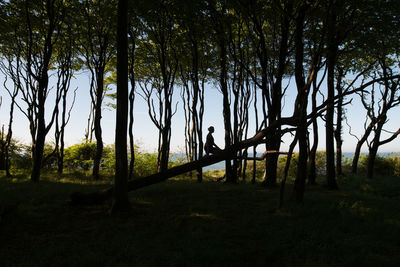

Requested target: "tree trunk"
[
  {"left": 196, "top": 80, "right": 205, "bottom": 183},
  {"left": 93, "top": 72, "right": 104, "bottom": 180},
  {"left": 159, "top": 126, "right": 170, "bottom": 172},
  {"left": 292, "top": 1, "right": 313, "bottom": 202},
  {"left": 31, "top": 125, "right": 46, "bottom": 183},
  {"left": 334, "top": 68, "right": 344, "bottom": 176},
  {"left": 293, "top": 123, "right": 308, "bottom": 202},
  {"left": 308, "top": 77, "right": 320, "bottom": 185},
  {"left": 218, "top": 28, "right": 235, "bottom": 183},
  {"left": 128, "top": 30, "right": 136, "bottom": 180},
  {"left": 325, "top": 0, "right": 339, "bottom": 190},
  {"left": 263, "top": 136, "right": 280, "bottom": 186},
  {"left": 5, "top": 92, "right": 18, "bottom": 177},
  {"left": 367, "top": 145, "right": 378, "bottom": 180},
  {"left": 279, "top": 135, "right": 298, "bottom": 208},
  {"left": 128, "top": 84, "right": 135, "bottom": 180},
  {"left": 262, "top": 1, "right": 292, "bottom": 187},
  {"left": 351, "top": 123, "right": 373, "bottom": 174},
  {"left": 31, "top": 74, "right": 48, "bottom": 183},
  {"left": 111, "top": 0, "right": 130, "bottom": 213}
]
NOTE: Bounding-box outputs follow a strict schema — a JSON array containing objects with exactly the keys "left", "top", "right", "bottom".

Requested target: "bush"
[
  {"left": 10, "top": 144, "right": 31, "bottom": 171},
  {"left": 64, "top": 142, "right": 97, "bottom": 171},
  {"left": 341, "top": 152, "right": 400, "bottom": 177},
  {"left": 133, "top": 146, "right": 158, "bottom": 177},
  {"left": 100, "top": 145, "right": 115, "bottom": 174}
]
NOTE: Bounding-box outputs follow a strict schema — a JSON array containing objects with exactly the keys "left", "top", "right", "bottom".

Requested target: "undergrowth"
[{"left": 1, "top": 172, "right": 399, "bottom": 266}]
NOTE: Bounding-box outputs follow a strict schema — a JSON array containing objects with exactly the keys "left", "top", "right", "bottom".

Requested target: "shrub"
[
  {"left": 100, "top": 145, "right": 115, "bottom": 174},
  {"left": 10, "top": 143, "right": 31, "bottom": 171},
  {"left": 133, "top": 146, "right": 158, "bottom": 177},
  {"left": 64, "top": 142, "right": 97, "bottom": 171}
]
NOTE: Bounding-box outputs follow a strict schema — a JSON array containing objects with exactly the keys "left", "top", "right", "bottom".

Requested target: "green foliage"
[
  {"left": 64, "top": 142, "right": 97, "bottom": 171},
  {"left": 133, "top": 146, "right": 158, "bottom": 177},
  {"left": 100, "top": 144, "right": 115, "bottom": 174},
  {"left": 352, "top": 153, "right": 400, "bottom": 177},
  {"left": 8, "top": 143, "right": 31, "bottom": 171}
]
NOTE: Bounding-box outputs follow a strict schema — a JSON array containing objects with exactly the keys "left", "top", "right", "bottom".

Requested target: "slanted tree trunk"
[
  {"left": 351, "top": 122, "right": 373, "bottom": 173},
  {"left": 70, "top": 121, "right": 293, "bottom": 205},
  {"left": 279, "top": 135, "right": 298, "bottom": 208}
]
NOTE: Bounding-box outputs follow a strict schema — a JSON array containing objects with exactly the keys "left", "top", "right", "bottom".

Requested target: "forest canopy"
[{"left": 0, "top": 0, "right": 400, "bottom": 204}]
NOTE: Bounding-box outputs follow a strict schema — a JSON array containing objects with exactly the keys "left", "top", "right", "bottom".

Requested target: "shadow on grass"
[{"left": 0, "top": 173, "right": 400, "bottom": 266}]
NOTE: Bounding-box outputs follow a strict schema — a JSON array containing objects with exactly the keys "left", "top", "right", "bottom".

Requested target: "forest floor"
[{"left": 0, "top": 171, "right": 400, "bottom": 266}]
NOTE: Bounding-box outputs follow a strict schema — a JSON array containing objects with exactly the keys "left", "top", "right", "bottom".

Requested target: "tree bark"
[
  {"left": 92, "top": 71, "right": 104, "bottom": 180},
  {"left": 292, "top": 2, "right": 309, "bottom": 202},
  {"left": 128, "top": 29, "right": 136, "bottom": 180},
  {"left": 217, "top": 22, "right": 235, "bottom": 183},
  {"left": 308, "top": 75, "right": 321, "bottom": 185},
  {"left": 325, "top": 0, "right": 339, "bottom": 190},
  {"left": 334, "top": 68, "right": 345, "bottom": 176},
  {"left": 111, "top": 0, "right": 130, "bottom": 212},
  {"left": 351, "top": 122, "right": 373, "bottom": 174},
  {"left": 263, "top": 1, "right": 292, "bottom": 187}
]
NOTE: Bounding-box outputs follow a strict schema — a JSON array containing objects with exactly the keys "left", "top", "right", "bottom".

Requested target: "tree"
[
  {"left": 292, "top": 0, "right": 325, "bottom": 202},
  {"left": 360, "top": 58, "right": 400, "bottom": 179},
  {"left": 324, "top": 0, "right": 343, "bottom": 190},
  {"left": 111, "top": 0, "right": 130, "bottom": 212},
  {"left": 0, "top": 20, "right": 22, "bottom": 176},
  {"left": 177, "top": 0, "right": 209, "bottom": 182},
  {"left": 127, "top": 10, "right": 140, "bottom": 180},
  {"left": 77, "top": 0, "right": 117, "bottom": 180},
  {"left": 136, "top": 0, "right": 179, "bottom": 172},
  {"left": 345, "top": 0, "right": 400, "bottom": 175},
  {"left": 234, "top": 0, "right": 293, "bottom": 186},
  {"left": 1, "top": 0, "right": 67, "bottom": 182},
  {"left": 207, "top": 0, "right": 236, "bottom": 182},
  {"left": 53, "top": 12, "right": 78, "bottom": 175}
]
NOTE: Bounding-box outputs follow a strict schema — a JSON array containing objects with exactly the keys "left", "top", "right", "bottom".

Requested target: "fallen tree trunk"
[{"left": 70, "top": 123, "right": 291, "bottom": 205}]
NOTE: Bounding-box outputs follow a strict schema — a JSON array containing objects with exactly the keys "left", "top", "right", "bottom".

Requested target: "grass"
[{"left": 1, "top": 171, "right": 400, "bottom": 266}]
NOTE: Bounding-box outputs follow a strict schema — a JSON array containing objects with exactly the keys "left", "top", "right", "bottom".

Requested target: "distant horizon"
[{"left": 1, "top": 72, "right": 400, "bottom": 155}]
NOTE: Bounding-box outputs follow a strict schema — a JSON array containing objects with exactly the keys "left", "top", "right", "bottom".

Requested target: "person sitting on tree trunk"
[{"left": 204, "top": 126, "right": 221, "bottom": 155}]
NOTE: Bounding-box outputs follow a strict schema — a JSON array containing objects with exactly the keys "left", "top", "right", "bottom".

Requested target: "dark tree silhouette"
[
  {"left": 78, "top": 0, "right": 116, "bottom": 180},
  {"left": 111, "top": 0, "right": 130, "bottom": 212}
]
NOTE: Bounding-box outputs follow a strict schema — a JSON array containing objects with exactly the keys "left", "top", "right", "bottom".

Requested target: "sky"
[{"left": 0, "top": 70, "right": 399, "bottom": 154}]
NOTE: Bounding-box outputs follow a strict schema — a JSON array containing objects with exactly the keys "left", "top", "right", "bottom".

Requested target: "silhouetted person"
[{"left": 204, "top": 126, "right": 221, "bottom": 155}]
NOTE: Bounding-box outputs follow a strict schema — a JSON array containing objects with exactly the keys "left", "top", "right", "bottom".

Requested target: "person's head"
[{"left": 208, "top": 126, "right": 214, "bottom": 133}]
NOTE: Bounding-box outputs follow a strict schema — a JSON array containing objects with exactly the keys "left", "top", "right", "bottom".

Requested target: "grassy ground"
[{"left": 1, "top": 172, "right": 400, "bottom": 266}]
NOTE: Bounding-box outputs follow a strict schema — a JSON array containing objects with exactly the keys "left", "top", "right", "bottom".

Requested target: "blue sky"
[{"left": 1, "top": 71, "right": 399, "bottom": 154}]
